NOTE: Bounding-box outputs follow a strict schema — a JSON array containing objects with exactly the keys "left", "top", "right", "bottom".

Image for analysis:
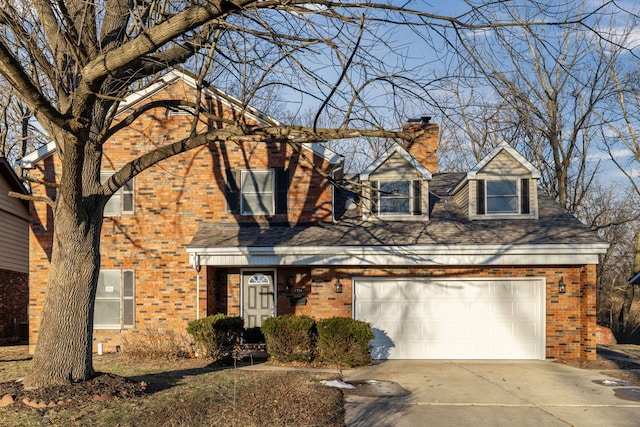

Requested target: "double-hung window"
[
  {"left": 94, "top": 270, "right": 135, "bottom": 329},
  {"left": 226, "top": 168, "right": 288, "bottom": 215},
  {"left": 477, "top": 178, "right": 530, "bottom": 215},
  {"left": 101, "top": 172, "right": 134, "bottom": 216},
  {"left": 379, "top": 181, "right": 411, "bottom": 214},
  {"left": 486, "top": 180, "right": 518, "bottom": 213},
  {"left": 241, "top": 170, "right": 274, "bottom": 215}
]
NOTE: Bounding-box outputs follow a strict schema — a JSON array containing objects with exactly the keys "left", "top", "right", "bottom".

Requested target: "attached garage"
[{"left": 354, "top": 277, "right": 545, "bottom": 360}]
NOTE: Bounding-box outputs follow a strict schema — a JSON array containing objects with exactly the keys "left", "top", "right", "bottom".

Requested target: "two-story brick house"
[{"left": 23, "top": 70, "right": 608, "bottom": 360}]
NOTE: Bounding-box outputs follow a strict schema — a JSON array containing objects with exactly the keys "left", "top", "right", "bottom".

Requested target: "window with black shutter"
[
  {"left": 521, "top": 178, "right": 530, "bottom": 214},
  {"left": 476, "top": 180, "right": 486, "bottom": 215},
  {"left": 413, "top": 180, "right": 422, "bottom": 215},
  {"left": 225, "top": 169, "right": 240, "bottom": 213},
  {"left": 275, "top": 167, "right": 289, "bottom": 214},
  {"left": 370, "top": 181, "right": 378, "bottom": 214}
]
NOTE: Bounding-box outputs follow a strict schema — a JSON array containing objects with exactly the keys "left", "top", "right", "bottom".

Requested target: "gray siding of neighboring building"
[{"left": 0, "top": 167, "right": 28, "bottom": 273}]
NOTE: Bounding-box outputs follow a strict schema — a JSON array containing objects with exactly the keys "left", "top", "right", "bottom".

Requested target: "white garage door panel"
[{"left": 355, "top": 278, "right": 545, "bottom": 360}]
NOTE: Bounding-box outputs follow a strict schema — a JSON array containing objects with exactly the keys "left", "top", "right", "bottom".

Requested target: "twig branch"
[{"left": 9, "top": 191, "right": 55, "bottom": 208}]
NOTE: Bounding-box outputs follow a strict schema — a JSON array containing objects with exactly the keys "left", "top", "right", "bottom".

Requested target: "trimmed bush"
[
  {"left": 317, "top": 317, "right": 375, "bottom": 367},
  {"left": 187, "top": 314, "right": 243, "bottom": 361},
  {"left": 261, "top": 315, "right": 316, "bottom": 362}
]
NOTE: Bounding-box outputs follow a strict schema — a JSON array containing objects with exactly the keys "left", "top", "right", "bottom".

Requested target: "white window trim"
[
  {"left": 378, "top": 179, "right": 413, "bottom": 216},
  {"left": 240, "top": 169, "right": 275, "bottom": 216},
  {"left": 94, "top": 269, "right": 135, "bottom": 330},
  {"left": 485, "top": 179, "right": 519, "bottom": 215}
]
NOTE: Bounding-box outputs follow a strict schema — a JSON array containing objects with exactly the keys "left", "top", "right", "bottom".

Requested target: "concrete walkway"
[{"left": 342, "top": 361, "right": 640, "bottom": 427}]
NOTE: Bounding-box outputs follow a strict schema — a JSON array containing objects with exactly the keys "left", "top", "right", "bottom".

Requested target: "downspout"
[{"left": 193, "top": 253, "right": 202, "bottom": 319}]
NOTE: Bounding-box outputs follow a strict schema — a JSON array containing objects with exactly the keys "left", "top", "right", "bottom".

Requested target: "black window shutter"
[
  {"left": 225, "top": 169, "right": 240, "bottom": 213},
  {"left": 370, "top": 181, "right": 379, "bottom": 214},
  {"left": 275, "top": 167, "right": 289, "bottom": 215},
  {"left": 413, "top": 180, "right": 422, "bottom": 215},
  {"left": 476, "top": 180, "right": 485, "bottom": 215},
  {"left": 521, "top": 178, "right": 530, "bottom": 214}
]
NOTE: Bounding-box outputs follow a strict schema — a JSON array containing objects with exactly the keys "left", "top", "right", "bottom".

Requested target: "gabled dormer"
[
  {"left": 452, "top": 142, "right": 540, "bottom": 220},
  {"left": 361, "top": 144, "right": 432, "bottom": 220}
]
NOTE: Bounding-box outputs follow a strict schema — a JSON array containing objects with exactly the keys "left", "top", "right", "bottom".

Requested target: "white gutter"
[{"left": 187, "top": 242, "right": 609, "bottom": 267}]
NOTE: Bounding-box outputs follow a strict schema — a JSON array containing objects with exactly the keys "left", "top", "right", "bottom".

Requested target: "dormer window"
[
  {"left": 359, "top": 143, "right": 431, "bottom": 221},
  {"left": 370, "top": 180, "right": 423, "bottom": 217},
  {"left": 487, "top": 180, "right": 517, "bottom": 213},
  {"left": 476, "top": 178, "right": 530, "bottom": 216},
  {"left": 379, "top": 181, "right": 411, "bottom": 214}
]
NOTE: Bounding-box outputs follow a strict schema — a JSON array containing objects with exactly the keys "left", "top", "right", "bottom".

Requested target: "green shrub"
[
  {"left": 187, "top": 314, "right": 243, "bottom": 361},
  {"left": 317, "top": 317, "right": 375, "bottom": 367},
  {"left": 261, "top": 315, "right": 316, "bottom": 362}
]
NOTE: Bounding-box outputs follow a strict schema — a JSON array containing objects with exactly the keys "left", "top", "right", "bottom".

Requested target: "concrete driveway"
[{"left": 342, "top": 361, "right": 640, "bottom": 427}]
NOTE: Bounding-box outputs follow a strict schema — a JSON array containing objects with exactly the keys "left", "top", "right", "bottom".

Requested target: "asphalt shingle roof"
[{"left": 188, "top": 173, "right": 604, "bottom": 249}]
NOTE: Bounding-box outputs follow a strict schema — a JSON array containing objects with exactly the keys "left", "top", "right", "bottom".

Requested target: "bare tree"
[
  {"left": 438, "top": 1, "right": 630, "bottom": 212},
  {"left": 577, "top": 185, "right": 639, "bottom": 338},
  {"left": 0, "top": 0, "right": 629, "bottom": 388}
]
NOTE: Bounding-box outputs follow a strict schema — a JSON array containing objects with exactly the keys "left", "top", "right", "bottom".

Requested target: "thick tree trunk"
[{"left": 23, "top": 135, "right": 104, "bottom": 388}]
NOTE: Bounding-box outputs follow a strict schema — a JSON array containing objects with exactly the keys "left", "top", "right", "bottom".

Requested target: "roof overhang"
[{"left": 187, "top": 243, "right": 609, "bottom": 268}]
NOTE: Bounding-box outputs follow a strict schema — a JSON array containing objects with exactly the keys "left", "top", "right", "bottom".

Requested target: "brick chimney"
[{"left": 402, "top": 116, "right": 439, "bottom": 173}]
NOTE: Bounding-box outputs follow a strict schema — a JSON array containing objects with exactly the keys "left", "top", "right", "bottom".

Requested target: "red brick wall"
[
  {"left": 28, "top": 79, "right": 335, "bottom": 353},
  {"left": 0, "top": 268, "right": 28, "bottom": 342},
  {"left": 402, "top": 122, "right": 439, "bottom": 173},
  {"left": 212, "top": 265, "right": 596, "bottom": 360}
]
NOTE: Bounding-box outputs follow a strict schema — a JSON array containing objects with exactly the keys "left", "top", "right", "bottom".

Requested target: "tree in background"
[{"left": 437, "top": 1, "right": 630, "bottom": 212}]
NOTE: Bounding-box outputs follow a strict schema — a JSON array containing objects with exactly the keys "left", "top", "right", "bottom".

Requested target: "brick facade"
[
  {"left": 209, "top": 264, "right": 597, "bottom": 360},
  {"left": 26, "top": 72, "right": 601, "bottom": 360},
  {"left": 27, "top": 77, "right": 334, "bottom": 353}
]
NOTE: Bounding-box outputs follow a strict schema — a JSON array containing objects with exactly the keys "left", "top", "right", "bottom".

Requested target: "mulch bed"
[{"left": 0, "top": 372, "right": 147, "bottom": 409}]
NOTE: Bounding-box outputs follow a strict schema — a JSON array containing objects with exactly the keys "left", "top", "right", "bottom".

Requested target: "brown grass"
[{"left": 0, "top": 345, "right": 345, "bottom": 427}]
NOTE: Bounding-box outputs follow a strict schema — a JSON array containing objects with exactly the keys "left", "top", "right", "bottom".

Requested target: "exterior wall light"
[
  {"left": 334, "top": 278, "right": 343, "bottom": 293},
  {"left": 559, "top": 278, "right": 567, "bottom": 294}
]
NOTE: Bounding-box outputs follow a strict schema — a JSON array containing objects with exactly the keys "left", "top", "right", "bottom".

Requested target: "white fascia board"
[
  {"left": 451, "top": 176, "right": 469, "bottom": 195},
  {"left": 188, "top": 242, "right": 609, "bottom": 267},
  {"left": 19, "top": 141, "right": 57, "bottom": 169},
  {"left": 305, "top": 143, "right": 343, "bottom": 165}
]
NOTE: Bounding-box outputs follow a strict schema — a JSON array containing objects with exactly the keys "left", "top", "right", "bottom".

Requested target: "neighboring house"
[
  {"left": 23, "top": 70, "right": 608, "bottom": 361},
  {"left": 0, "top": 157, "right": 29, "bottom": 342}
]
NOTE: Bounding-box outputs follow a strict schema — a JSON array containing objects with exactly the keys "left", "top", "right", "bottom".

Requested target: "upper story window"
[
  {"left": 101, "top": 172, "right": 134, "bottom": 216},
  {"left": 370, "top": 180, "right": 423, "bottom": 217},
  {"left": 487, "top": 180, "right": 517, "bottom": 213},
  {"left": 94, "top": 269, "right": 135, "bottom": 329},
  {"left": 379, "top": 181, "right": 411, "bottom": 215},
  {"left": 226, "top": 168, "right": 288, "bottom": 216},
  {"left": 477, "top": 178, "right": 530, "bottom": 215},
  {"left": 241, "top": 170, "right": 274, "bottom": 215}
]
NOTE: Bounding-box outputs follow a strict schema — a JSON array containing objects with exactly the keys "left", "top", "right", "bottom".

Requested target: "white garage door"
[{"left": 354, "top": 278, "right": 545, "bottom": 360}]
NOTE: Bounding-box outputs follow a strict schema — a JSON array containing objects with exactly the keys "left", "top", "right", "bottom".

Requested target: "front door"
[{"left": 242, "top": 271, "right": 275, "bottom": 328}]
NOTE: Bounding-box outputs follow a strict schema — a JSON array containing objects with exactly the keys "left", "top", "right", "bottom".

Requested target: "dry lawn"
[{"left": 0, "top": 345, "right": 344, "bottom": 427}]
